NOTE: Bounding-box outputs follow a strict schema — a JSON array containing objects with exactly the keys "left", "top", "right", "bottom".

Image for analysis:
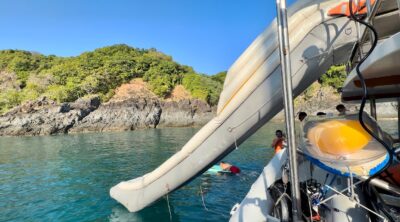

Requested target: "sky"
[{"left": 0, "top": 0, "right": 294, "bottom": 75}]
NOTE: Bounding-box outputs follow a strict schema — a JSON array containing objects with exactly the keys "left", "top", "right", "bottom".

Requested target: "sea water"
[
  {"left": 1, "top": 120, "right": 397, "bottom": 222},
  {"left": 0, "top": 123, "right": 281, "bottom": 222}
]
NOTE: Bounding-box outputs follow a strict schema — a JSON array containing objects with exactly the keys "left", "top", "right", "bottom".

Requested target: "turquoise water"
[{"left": 0, "top": 123, "right": 281, "bottom": 222}]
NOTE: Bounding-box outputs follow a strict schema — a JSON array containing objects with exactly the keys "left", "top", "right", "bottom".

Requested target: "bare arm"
[{"left": 271, "top": 138, "right": 278, "bottom": 147}]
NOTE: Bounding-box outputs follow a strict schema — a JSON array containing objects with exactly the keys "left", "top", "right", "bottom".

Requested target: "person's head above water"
[
  {"left": 316, "top": 112, "right": 326, "bottom": 116},
  {"left": 298, "top": 112, "right": 307, "bottom": 122},
  {"left": 336, "top": 104, "right": 346, "bottom": 114},
  {"left": 275, "top": 130, "right": 283, "bottom": 138}
]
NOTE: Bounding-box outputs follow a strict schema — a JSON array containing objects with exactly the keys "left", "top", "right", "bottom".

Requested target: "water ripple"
[{"left": 0, "top": 123, "right": 287, "bottom": 222}]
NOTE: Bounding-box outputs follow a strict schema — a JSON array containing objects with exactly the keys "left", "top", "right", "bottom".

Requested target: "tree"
[
  {"left": 0, "top": 45, "right": 224, "bottom": 113},
  {"left": 319, "top": 65, "right": 347, "bottom": 90}
]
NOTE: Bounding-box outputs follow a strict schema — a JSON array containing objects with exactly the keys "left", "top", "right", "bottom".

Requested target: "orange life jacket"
[{"left": 274, "top": 138, "right": 284, "bottom": 154}]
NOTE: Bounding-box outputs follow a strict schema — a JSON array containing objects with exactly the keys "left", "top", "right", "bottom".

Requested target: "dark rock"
[
  {"left": 70, "top": 96, "right": 101, "bottom": 118},
  {"left": 0, "top": 96, "right": 100, "bottom": 136},
  {"left": 70, "top": 98, "right": 163, "bottom": 133},
  {"left": 59, "top": 103, "right": 70, "bottom": 113},
  {"left": 68, "top": 96, "right": 215, "bottom": 133},
  {"left": 158, "top": 99, "right": 214, "bottom": 127},
  {"left": 0, "top": 93, "right": 216, "bottom": 136}
]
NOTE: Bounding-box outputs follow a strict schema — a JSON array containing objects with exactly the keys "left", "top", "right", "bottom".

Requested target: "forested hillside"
[{"left": 0, "top": 44, "right": 223, "bottom": 113}]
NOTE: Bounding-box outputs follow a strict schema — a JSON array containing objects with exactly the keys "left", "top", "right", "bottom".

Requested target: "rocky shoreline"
[
  {"left": 0, "top": 96, "right": 215, "bottom": 136},
  {"left": 1, "top": 80, "right": 397, "bottom": 137}
]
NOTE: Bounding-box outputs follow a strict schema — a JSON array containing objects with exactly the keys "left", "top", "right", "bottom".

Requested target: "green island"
[
  {"left": 0, "top": 44, "right": 227, "bottom": 114},
  {"left": 0, "top": 44, "right": 346, "bottom": 115}
]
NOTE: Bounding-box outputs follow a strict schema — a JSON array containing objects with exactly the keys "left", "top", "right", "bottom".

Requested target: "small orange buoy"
[{"left": 307, "top": 120, "right": 372, "bottom": 155}]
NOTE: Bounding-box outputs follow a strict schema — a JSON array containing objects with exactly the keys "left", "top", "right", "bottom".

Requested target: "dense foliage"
[
  {"left": 211, "top": 71, "right": 227, "bottom": 84},
  {"left": 0, "top": 45, "right": 225, "bottom": 113},
  {"left": 318, "top": 65, "right": 347, "bottom": 90},
  {"left": 182, "top": 73, "right": 222, "bottom": 105},
  {"left": 298, "top": 65, "right": 347, "bottom": 103}
]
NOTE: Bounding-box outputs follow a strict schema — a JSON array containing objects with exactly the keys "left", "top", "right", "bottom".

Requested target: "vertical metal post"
[
  {"left": 275, "top": 0, "right": 301, "bottom": 220},
  {"left": 397, "top": 0, "right": 400, "bottom": 18},
  {"left": 397, "top": 99, "right": 400, "bottom": 141},
  {"left": 366, "top": 0, "right": 375, "bottom": 45},
  {"left": 355, "top": 0, "right": 364, "bottom": 57},
  {"left": 370, "top": 98, "right": 377, "bottom": 119},
  {"left": 366, "top": 0, "right": 372, "bottom": 18}
]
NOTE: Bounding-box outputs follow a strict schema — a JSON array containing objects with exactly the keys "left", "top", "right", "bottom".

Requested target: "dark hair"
[
  {"left": 316, "top": 112, "right": 326, "bottom": 116},
  {"left": 336, "top": 104, "right": 345, "bottom": 110},
  {"left": 220, "top": 161, "right": 225, "bottom": 164},
  {"left": 275, "top": 130, "right": 283, "bottom": 134},
  {"left": 299, "top": 112, "right": 307, "bottom": 117}
]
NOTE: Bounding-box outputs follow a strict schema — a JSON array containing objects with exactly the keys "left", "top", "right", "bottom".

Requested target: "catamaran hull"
[{"left": 229, "top": 149, "right": 371, "bottom": 222}]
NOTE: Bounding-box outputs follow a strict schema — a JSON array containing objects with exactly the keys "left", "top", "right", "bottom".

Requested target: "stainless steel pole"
[
  {"left": 360, "top": 0, "right": 382, "bottom": 43},
  {"left": 366, "top": 0, "right": 372, "bottom": 18},
  {"left": 366, "top": 0, "right": 375, "bottom": 45},
  {"left": 355, "top": 0, "right": 364, "bottom": 57},
  {"left": 275, "top": 0, "right": 301, "bottom": 220},
  {"left": 397, "top": 0, "right": 400, "bottom": 18},
  {"left": 398, "top": 99, "right": 400, "bottom": 141},
  {"left": 370, "top": 98, "right": 377, "bottom": 119}
]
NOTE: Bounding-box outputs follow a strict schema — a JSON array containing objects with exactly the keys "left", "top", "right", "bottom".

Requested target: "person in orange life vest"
[
  {"left": 219, "top": 161, "right": 241, "bottom": 174},
  {"left": 271, "top": 130, "right": 285, "bottom": 154}
]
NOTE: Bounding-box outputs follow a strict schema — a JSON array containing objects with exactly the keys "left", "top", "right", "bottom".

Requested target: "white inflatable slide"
[{"left": 110, "top": 0, "right": 357, "bottom": 212}]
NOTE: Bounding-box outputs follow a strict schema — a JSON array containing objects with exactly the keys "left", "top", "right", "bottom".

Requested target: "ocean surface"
[
  {"left": 1, "top": 119, "right": 398, "bottom": 222},
  {"left": 0, "top": 123, "right": 283, "bottom": 222}
]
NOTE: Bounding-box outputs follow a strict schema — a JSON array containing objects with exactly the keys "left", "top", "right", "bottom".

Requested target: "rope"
[
  {"left": 199, "top": 185, "right": 228, "bottom": 217},
  {"left": 317, "top": 180, "right": 363, "bottom": 205},
  {"left": 325, "top": 184, "right": 386, "bottom": 221},
  {"left": 200, "top": 185, "right": 209, "bottom": 211},
  {"left": 274, "top": 191, "right": 292, "bottom": 206},
  {"left": 166, "top": 193, "right": 172, "bottom": 222},
  {"left": 228, "top": 127, "right": 239, "bottom": 150}
]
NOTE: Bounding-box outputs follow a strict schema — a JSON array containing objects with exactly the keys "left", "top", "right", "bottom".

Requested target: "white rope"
[
  {"left": 317, "top": 180, "right": 363, "bottom": 205},
  {"left": 347, "top": 166, "right": 355, "bottom": 200},
  {"left": 200, "top": 185, "right": 209, "bottom": 211},
  {"left": 233, "top": 129, "right": 239, "bottom": 150},
  {"left": 199, "top": 185, "right": 227, "bottom": 217},
  {"left": 324, "top": 184, "right": 387, "bottom": 221},
  {"left": 166, "top": 193, "right": 172, "bottom": 222},
  {"left": 274, "top": 192, "right": 292, "bottom": 207},
  {"left": 273, "top": 185, "right": 292, "bottom": 207}
]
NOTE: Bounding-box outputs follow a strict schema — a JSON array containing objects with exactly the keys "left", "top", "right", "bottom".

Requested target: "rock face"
[
  {"left": 70, "top": 98, "right": 162, "bottom": 133},
  {"left": 0, "top": 96, "right": 215, "bottom": 136},
  {"left": 160, "top": 99, "right": 214, "bottom": 127},
  {"left": 0, "top": 96, "right": 100, "bottom": 136},
  {"left": 0, "top": 79, "right": 216, "bottom": 136}
]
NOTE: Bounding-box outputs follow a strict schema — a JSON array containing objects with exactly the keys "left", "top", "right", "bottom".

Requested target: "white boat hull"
[{"left": 230, "top": 149, "right": 371, "bottom": 222}]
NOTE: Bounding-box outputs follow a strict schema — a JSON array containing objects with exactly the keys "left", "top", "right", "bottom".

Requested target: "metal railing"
[
  {"left": 350, "top": 0, "right": 383, "bottom": 66},
  {"left": 275, "top": 0, "right": 301, "bottom": 220}
]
